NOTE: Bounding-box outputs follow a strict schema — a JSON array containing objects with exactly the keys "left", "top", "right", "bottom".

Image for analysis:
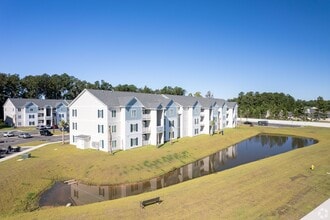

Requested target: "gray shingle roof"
[
  {"left": 226, "top": 102, "right": 237, "bottom": 108},
  {"left": 162, "top": 94, "right": 199, "bottom": 107},
  {"left": 7, "top": 98, "right": 71, "bottom": 108},
  {"left": 87, "top": 89, "right": 172, "bottom": 109},
  {"left": 86, "top": 89, "right": 236, "bottom": 110}
]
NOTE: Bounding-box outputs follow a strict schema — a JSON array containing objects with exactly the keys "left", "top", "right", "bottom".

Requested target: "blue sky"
[{"left": 1, "top": 0, "right": 329, "bottom": 100}]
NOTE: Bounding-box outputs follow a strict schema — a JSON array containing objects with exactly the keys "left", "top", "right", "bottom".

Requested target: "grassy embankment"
[{"left": 0, "top": 126, "right": 329, "bottom": 219}]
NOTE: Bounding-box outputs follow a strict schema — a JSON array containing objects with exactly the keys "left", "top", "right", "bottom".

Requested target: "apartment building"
[
  {"left": 69, "top": 89, "right": 238, "bottom": 152},
  {"left": 3, "top": 98, "right": 71, "bottom": 127}
]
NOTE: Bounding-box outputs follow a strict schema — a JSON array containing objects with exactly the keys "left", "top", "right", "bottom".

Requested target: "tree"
[
  {"left": 194, "top": 92, "right": 202, "bottom": 97},
  {"left": 109, "top": 126, "right": 113, "bottom": 154},
  {"left": 209, "top": 120, "right": 215, "bottom": 135},
  {"left": 205, "top": 91, "right": 213, "bottom": 98},
  {"left": 59, "top": 120, "right": 68, "bottom": 144},
  {"left": 316, "top": 96, "right": 327, "bottom": 119}
]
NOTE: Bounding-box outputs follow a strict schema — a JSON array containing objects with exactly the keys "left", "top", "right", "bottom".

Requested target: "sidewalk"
[{"left": 0, "top": 141, "right": 61, "bottom": 163}]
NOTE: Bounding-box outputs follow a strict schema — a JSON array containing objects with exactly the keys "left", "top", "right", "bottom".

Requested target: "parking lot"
[{"left": 0, "top": 129, "right": 68, "bottom": 148}]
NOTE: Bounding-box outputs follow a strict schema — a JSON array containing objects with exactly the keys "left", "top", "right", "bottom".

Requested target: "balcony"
[
  {"left": 142, "top": 114, "right": 151, "bottom": 120},
  {"left": 142, "top": 140, "right": 150, "bottom": 146},
  {"left": 142, "top": 127, "right": 151, "bottom": 133}
]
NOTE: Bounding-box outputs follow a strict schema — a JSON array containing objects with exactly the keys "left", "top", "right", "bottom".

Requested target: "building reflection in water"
[
  {"left": 70, "top": 144, "right": 238, "bottom": 206},
  {"left": 41, "top": 134, "right": 316, "bottom": 206}
]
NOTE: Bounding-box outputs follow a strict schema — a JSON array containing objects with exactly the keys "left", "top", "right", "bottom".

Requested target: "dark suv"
[{"left": 40, "top": 129, "right": 53, "bottom": 136}]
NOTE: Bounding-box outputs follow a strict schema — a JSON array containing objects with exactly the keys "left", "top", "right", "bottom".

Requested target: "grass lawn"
[{"left": 0, "top": 126, "right": 329, "bottom": 219}]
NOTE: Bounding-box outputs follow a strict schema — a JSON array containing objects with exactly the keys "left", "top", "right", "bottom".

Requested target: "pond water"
[{"left": 39, "top": 134, "right": 317, "bottom": 207}]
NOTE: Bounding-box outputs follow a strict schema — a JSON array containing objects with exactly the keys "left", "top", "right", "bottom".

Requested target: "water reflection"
[{"left": 40, "top": 134, "right": 317, "bottom": 207}]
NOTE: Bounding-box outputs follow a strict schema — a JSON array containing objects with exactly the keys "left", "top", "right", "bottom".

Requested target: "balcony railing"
[
  {"left": 142, "top": 113, "right": 151, "bottom": 119},
  {"left": 142, "top": 140, "right": 150, "bottom": 146},
  {"left": 142, "top": 127, "right": 151, "bottom": 133}
]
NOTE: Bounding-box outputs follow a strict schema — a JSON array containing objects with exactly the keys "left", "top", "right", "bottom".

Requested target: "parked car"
[
  {"left": 36, "top": 125, "right": 46, "bottom": 130},
  {"left": 243, "top": 121, "right": 253, "bottom": 126},
  {"left": 258, "top": 121, "right": 268, "bottom": 126},
  {"left": 3, "top": 131, "right": 15, "bottom": 137},
  {"left": 40, "top": 129, "right": 53, "bottom": 136},
  {"left": 18, "top": 133, "right": 32, "bottom": 138}
]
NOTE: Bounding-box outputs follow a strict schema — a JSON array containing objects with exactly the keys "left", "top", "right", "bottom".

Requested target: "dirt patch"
[
  {"left": 270, "top": 186, "right": 313, "bottom": 216},
  {"left": 290, "top": 173, "right": 307, "bottom": 181}
]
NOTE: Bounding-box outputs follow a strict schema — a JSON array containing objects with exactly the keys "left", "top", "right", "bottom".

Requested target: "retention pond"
[{"left": 39, "top": 134, "right": 317, "bottom": 207}]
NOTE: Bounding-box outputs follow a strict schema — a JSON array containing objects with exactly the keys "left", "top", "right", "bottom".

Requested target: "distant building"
[
  {"left": 69, "top": 89, "right": 238, "bottom": 152},
  {"left": 3, "top": 98, "right": 71, "bottom": 127}
]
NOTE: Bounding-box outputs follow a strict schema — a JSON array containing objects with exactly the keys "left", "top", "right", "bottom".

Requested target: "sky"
[{"left": 1, "top": 0, "right": 330, "bottom": 100}]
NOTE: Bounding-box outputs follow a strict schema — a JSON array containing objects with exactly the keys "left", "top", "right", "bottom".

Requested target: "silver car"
[
  {"left": 3, "top": 131, "right": 15, "bottom": 137},
  {"left": 18, "top": 133, "right": 32, "bottom": 138}
]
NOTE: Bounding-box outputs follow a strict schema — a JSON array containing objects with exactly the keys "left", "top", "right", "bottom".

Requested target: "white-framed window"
[
  {"left": 30, "top": 108, "right": 34, "bottom": 112},
  {"left": 29, "top": 121, "right": 35, "bottom": 126},
  {"left": 111, "top": 140, "right": 117, "bottom": 148},
  {"left": 131, "top": 109, "right": 137, "bottom": 118},
  {"left": 29, "top": 114, "right": 35, "bottom": 119},
  {"left": 194, "top": 128, "right": 199, "bottom": 135},
  {"left": 72, "top": 109, "right": 77, "bottom": 117},
  {"left": 18, "top": 122, "right": 21, "bottom": 126},
  {"left": 111, "top": 125, "right": 116, "bottom": 133},
  {"left": 72, "top": 122, "right": 77, "bottom": 130},
  {"left": 98, "top": 109, "right": 104, "bottom": 118},
  {"left": 18, "top": 108, "right": 21, "bottom": 112},
  {"left": 194, "top": 118, "right": 199, "bottom": 124},
  {"left": 130, "top": 123, "right": 138, "bottom": 132},
  {"left": 100, "top": 140, "right": 104, "bottom": 149},
  {"left": 18, "top": 115, "right": 21, "bottom": 119},
  {"left": 130, "top": 137, "right": 138, "bottom": 147},
  {"left": 98, "top": 124, "right": 104, "bottom": 133},
  {"left": 111, "top": 110, "right": 116, "bottom": 117}
]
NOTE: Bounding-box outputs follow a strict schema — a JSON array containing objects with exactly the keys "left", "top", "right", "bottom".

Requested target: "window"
[
  {"left": 111, "top": 110, "right": 116, "bottom": 117},
  {"left": 29, "top": 114, "right": 35, "bottom": 119},
  {"left": 111, "top": 125, "right": 116, "bottom": 133},
  {"left": 18, "top": 115, "right": 21, "bottom": 119},
  {"left": 72, "top": 135, "right": 76, "bottom": 143},
  {"left": 98, "top": 125, "right": 104, "bottom": 133},
  {"left": 169, "top": 120, "right": 174, "bottom": 127},
  {"left": 100, "top": 140, "right": 104, "bottom": 149},
  {"left": 194, "top": 118, "right": 199, "bottom": 124},
  {"left": 111, "top": 140, "right": 117, "bottom": 148},
  {"left": 30, "top": 108, "right": 34, "bottom": 112},
  {"left": 130, "top": 123, "right": 138, "bottom": 132},
  {"left": 131, "top": 109, "right": 137, "bottom": 118},
  {"left": 29, "top": 121, "right": 35, "bottom": 126},
  {"left": 18, "top": 108, "right": 21, "bottom": 112},
  {"left": 98, "top": 109, "right": 104, "bottom": 118},
  {"left": 194, "top": 129, "right": 199, "bottom": 135},
  {"left": 72, "top": 122, "right": 77, "bottom": 130},
  {"left": 130, "top": 137, "right": 138, "bottom": 147},
  {"left": 72, "top": 109, "right": 77, "bottom": 117}
]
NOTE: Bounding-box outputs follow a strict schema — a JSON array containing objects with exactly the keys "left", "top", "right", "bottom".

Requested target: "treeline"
[
  {"left": 229, "top": 92, "right": 330, "bottom": 120},
  {"left": 0, "top": 72, "right": 186, "bottom": 117}
]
